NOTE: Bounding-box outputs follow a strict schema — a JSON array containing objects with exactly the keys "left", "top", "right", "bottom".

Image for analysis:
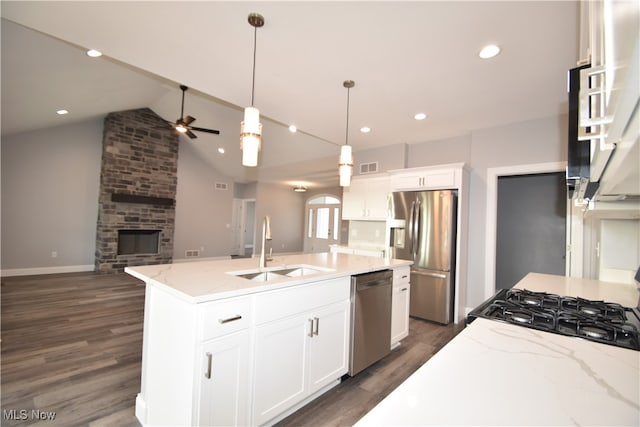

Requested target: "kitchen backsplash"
[{"left": 348, "top": 220, "right": 386, "bottom": 248}]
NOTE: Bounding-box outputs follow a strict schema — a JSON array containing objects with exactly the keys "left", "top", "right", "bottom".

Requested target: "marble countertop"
[
  {"left": 125, "top": 252, "right": 412, "bottom": 303},
  {"left": 356, "top": 273, "right": 640, "bottom": 426}
]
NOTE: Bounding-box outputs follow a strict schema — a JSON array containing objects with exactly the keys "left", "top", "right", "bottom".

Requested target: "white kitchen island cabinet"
[
  {"left": 126, "top": 252, "right": 412, "bottom": 427},
  {"left": 252, "top": 277, "right": 350, "bottom": 426},
  {"left": 197, "top": 330, "right": 251, "bottom": 426}
]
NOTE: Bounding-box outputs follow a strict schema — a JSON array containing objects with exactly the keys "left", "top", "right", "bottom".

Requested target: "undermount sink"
[
  {"left": 228, "top": 264, "right": 335, "bottom": 282},
  {"left": 277, "top": 267, "right": 324, "bottom": 277},
  {"left": 234, "top": 271, "right": 286, "bottom": 282}
]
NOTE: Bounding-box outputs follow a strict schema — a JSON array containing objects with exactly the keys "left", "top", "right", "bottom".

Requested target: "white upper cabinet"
[
  {"left": 389, "top": 163, "right": 466, "bottom": 192},
  {"left": 342, "top": 174, "right": 390, "bottom": 221}
]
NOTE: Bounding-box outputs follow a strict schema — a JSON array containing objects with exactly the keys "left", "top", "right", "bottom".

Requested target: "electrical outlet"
[{"left": 51, "top": 251, "right": 58, "bottom": 258}]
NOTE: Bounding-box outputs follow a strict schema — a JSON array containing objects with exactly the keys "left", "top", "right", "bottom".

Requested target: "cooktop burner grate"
[{"left": 468, "top": 288, "right": 640, "bottom": 351}]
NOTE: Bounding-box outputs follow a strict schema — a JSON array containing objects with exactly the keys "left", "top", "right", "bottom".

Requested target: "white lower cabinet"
[
  {"left": 391, "top": 266, "right": 410, "bottom": 347},
  {"left": 137, "top": 276, "right": 351, "bottom": 427},
  {"left": 197, "top": 330, "right": 251, "bottom": 427},
  {"left": 252, "top": 299, "right": 350, "bottom": 425}
]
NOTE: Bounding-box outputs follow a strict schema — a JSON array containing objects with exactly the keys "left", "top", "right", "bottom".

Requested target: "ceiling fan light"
[{"left": 175, "top": 124, "right": 188, "bottom": 133}]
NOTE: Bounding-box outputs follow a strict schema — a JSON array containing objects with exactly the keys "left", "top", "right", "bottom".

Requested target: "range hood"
[{"left": 568, "top": 37, "right": 639, "bottom": 205}]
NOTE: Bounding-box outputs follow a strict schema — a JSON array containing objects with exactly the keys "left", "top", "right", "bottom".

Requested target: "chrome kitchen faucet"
[{"left": 259, "top": 216, "right": 272, "bottom": 269}]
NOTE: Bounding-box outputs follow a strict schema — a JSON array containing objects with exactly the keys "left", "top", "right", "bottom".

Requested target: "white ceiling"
[{"left": 1, "top": 1, "right": 579, "bottom": 188}]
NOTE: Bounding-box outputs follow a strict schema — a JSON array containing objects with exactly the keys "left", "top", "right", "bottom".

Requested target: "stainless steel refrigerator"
[{"left": 389, "top": 190, "right": 457, "bottom": 324}]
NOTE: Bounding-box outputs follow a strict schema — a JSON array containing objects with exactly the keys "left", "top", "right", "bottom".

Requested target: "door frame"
[{"left": 484, "top": 162, "right": 567, "bottom": 300}]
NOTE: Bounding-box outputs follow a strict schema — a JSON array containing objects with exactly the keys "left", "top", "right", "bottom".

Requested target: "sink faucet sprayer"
[{"left": 259, "top": 216, "right": 272, "bottom": 269}]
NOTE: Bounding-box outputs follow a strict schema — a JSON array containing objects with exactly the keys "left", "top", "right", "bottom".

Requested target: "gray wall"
[
  {"left": 173, "top": 139, "right": 235, "bottom": 260},
  {"left": 1, "top": 119, "right": 103, "bottom": 271},
  {"left": 254, "top": 182, "right": 306, "bottom": 254}
]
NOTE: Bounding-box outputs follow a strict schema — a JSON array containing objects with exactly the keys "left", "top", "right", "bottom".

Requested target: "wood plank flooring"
[
  {"left": 1, "top": 271, "right": 463, "bottom": 427},
  {"left": 1, "top": 272, "right": 145, "bottom": 427}
]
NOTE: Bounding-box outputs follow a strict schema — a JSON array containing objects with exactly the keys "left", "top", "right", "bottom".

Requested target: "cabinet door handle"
[
  {"left": 218, "top": 315, "right": 242, "bottom": 324},
  {"left": 401, "top": 287, "right": 408, "bottom": 292},
  {"left": 308, "top": 318, "right": 314, "bottom": 337},
  {"left": 313, "top": 317, "right": 320, "bottom": 336},
  {"left": 401, "top": 275, "right": 408, "bottom": 279},
  {"left": 204, "top": 352, "right": 212, "bottom": 379}
]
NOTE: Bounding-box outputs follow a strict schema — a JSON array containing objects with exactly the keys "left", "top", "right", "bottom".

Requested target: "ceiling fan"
[{"left": 162, "top": 85, "right": 220, "bottom": 139}]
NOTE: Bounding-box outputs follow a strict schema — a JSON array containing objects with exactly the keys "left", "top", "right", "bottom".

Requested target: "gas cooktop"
[{"left": 467, "top": 288, "right": 640, "bottom": 351}]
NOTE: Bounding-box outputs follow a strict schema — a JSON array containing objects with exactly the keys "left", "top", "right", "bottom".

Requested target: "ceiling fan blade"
[
  {"left": 189, "top": 126, "right": 221, "bottom": 135},
  {"left": 185, "top": 129, "right": 198, "bottom": 139},
  {"left": 183, "top": 115, "right": 196, "bottom": 125}
]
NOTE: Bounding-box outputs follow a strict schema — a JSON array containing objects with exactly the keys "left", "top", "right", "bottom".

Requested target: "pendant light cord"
[
  {"left": 344, "top": 86, "right": 350, "bottom": 146},
  {"left": 251, "top": 26, "right": 257, "bottom": 107}
]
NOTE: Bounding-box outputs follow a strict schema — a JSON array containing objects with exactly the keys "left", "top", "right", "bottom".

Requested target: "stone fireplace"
[{"left": 95, "top": 108, "right": 179, "bottom": 273}]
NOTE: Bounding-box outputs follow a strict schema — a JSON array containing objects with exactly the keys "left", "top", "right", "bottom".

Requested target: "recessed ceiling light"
[
  {"left": 218, "top": 147, "right": 225, "bottom": 154},
  {"left": 56, "top": 109, "right": 69, "bottom": 115},
  {"left": 360, "top": 127, "right": 371, "bottom": 133},
  {"left": 479, "top": 44, "right": 501, "bottom": 59},
  {"left": 414, "top": 113, "right": 427, "bottom": 120},
  {"left": 289, "top": 125, "right": 297, "bottom": 133},
  {"left": 86, "top": 49, "right": 102, "bottom": 58}
]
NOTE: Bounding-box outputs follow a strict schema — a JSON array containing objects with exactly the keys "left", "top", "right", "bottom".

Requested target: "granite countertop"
[
  {"left": 356, "top": 273, "right": 640, "bottom": 426},
  {"left": 125, "top": 252, "right": 412, "bottom": 303}
]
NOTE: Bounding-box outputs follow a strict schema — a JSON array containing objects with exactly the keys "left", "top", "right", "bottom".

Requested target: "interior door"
[{"left": 496, "top": 172, "right": 566, "bottom": 289}]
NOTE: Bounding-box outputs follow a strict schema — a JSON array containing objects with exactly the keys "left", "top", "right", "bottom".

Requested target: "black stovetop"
[{"left": 467, "top": 288, "right": 640, "bottom": 351}]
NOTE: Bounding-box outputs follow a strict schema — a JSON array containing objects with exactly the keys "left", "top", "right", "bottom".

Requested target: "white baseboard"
[{"left": 1, "top": 264, "right": 95, "bottom": 277}]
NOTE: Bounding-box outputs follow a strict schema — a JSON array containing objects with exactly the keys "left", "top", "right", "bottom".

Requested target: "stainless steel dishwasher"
[{"left": 349, "top": 269, "right": 393, "bottom": 376}]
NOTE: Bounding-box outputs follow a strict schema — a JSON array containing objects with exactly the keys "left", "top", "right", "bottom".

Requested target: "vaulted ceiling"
[{"left": 1, "top": 1, "right": 579, "bottom": 188}]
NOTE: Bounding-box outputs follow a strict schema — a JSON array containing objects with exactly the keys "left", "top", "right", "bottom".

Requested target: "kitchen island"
[
  {"left": 126, "top": 252, "right": 411, "bottom": 427},
  {"left": 356, "top": 273, "right": 640, "bottom": 426}
]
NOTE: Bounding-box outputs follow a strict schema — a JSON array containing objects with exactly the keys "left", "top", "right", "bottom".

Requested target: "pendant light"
[
  {"left": 240, "top": 13, "right": 265, "bottom": 167},
  {"left": 339, "top": 80, "right": 355, "bottom": 187}
]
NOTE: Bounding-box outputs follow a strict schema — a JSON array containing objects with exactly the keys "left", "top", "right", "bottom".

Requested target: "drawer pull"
[
  {"left": 401, "top": 275, "right": 408, "bottom": 279},
  {"left": 205, "top": 352, "right": 212, "bottom": 379},
  {"left": 308, "top": 318, "right": 314, "bottom": 337},
  {"left": 218, "top": 315, "right": 242, "bottom": 324},
  {"left": 401, "top": 287, "right": 408, "bottom": 292}
]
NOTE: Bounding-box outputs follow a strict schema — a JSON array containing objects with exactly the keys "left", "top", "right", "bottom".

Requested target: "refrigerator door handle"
[
  {"left": 412, "top": 270, "right": 447, "bottom": 279},
  {"left": 412, "top": 200, "right": 420, "bottom": 260},
  {"left": 408, "top": 201, "right": 416, "bottom": 255}
]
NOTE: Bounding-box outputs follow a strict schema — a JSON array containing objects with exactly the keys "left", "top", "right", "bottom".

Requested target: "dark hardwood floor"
[{"left": 1, "top": 272, "right": 463, "bottom": 427}]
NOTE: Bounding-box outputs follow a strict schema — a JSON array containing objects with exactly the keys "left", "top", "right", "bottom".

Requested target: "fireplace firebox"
[{"left": 117, "top": 230, "right": 160, "bottom": 255}]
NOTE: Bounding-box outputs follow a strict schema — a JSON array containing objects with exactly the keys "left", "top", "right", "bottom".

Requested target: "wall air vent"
[
  {"left": 215, "top": 182, "right": 228, "bottom": 190},
  {"left": 359, "top": 162, "right": 379, "bottom": 174}
]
